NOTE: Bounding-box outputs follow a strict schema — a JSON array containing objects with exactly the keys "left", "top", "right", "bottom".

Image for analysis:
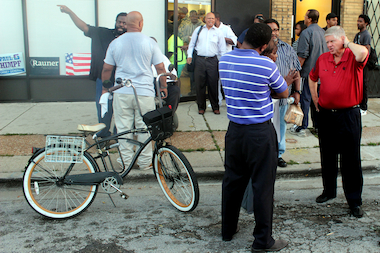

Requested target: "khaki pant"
[{"left": 113, "top": 93, "right": 155, "bottom": 168}]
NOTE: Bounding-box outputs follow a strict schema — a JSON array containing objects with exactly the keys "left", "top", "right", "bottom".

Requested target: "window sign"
[
  {"left": 29, "top": 57, "right": 60, "bottom": 76},
  {"left": 0, "top": 52, "right": 26, "bottom": 76}
]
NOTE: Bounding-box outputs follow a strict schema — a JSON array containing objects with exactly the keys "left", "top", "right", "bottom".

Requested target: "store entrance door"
[
  {"left": 295, "top": 0, "right": 333, "bottom": 34},
  {"left": 166, "top": 0, "right": 212, "bottom": 98}
]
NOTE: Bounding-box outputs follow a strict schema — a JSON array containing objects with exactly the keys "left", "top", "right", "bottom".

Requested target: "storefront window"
[
  {"left": 25, "top": 0, "right": 94, "bottom": 76},
  {"left": 0, "top": 0, "right": 25, "bottom": 76},
  {"left": 167, "top": 0, "right": 212, "bottom": 97}
]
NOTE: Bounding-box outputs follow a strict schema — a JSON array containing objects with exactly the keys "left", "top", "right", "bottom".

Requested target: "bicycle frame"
[
  {"left": 85, "top": 128, "right": 154, "bottom": 178},
  {"left": 29, "top": 74, "right": 173, "bottom": 188}
]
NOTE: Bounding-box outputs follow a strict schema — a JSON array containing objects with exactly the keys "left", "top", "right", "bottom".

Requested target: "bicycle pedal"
[{"left": 120, "top": 193, "right": 129, "bottom": 199}]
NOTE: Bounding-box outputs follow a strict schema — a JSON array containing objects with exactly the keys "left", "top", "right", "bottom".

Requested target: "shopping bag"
[{"left": 284, "top": 104, "right": 304, "bottom": 126}]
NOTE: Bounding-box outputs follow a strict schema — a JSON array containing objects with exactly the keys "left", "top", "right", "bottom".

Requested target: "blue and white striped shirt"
[
  {"left": 276, "top": 39, "right": 302, "bottom": 105},
  {"left": 219, "top": 49, "right": 287, "bottom": 125}
]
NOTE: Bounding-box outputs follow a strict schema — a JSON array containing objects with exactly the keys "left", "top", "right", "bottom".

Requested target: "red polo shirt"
[{"left": 309, "top": 48, "right": 368, "bottom": 109}]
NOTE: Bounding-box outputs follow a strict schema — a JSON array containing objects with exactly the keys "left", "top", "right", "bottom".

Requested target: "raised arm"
[
  {"left": 154, "top": 63, "right": 168, "bottom": 98},
  {"left": 344, "top": 36, "right": 368, "bottom": 63},
  {"left": 58, "top": 5, "right": 89, "bottom": 34}
]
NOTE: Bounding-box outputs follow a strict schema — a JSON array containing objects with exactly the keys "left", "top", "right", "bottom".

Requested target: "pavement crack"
[
  {"left": 187, "top": 103, "right": 198, "bottom": 131},
  {"left": 0, "top": 103, "right": 37, "bottom": 132},
  {"left": 203, "top": 114, "right": 224, "bottom": 163}
]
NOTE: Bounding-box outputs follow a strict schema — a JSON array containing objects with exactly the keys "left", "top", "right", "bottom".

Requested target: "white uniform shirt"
[
  {"left": 217, "top": 22, "right": 237, "bottom": 54},
  {"left": 187, "top": 25, "right": 226, "bottom": 58}
]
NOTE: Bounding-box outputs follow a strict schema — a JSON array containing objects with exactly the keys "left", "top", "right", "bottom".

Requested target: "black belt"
[
  {"left": 231, "top": 119, "right": 271, "bottom": 127},
  {"left": 197, "top": 55, "right": 217, "bottom": 59},
  {"left": 320, "top": 105, "right": 359, "bottom": 113}
]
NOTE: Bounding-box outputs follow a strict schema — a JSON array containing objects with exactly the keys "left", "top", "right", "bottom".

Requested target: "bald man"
[
  {"left": 187, "top": 12, "right": 225, "bottom": 115},
  {"left": 102, "top": 11, "right": 167, "bottom": 171}
]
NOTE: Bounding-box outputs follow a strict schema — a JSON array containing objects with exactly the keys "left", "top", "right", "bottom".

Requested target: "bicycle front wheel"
[
  {"left": 153, "top": 145, "right": 199, "bottom": 212},
  {"left": 23, "top": 148, "right": 98, "bottom": 219}
]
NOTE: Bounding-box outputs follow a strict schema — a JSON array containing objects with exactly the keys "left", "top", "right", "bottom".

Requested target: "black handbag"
[{"left": 187, "top": 26, "right": 203, "bottom": 72}]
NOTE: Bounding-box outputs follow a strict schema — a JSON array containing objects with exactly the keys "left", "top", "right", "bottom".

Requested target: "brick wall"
[
  {"left": 271, "top": 0, "right": 294, "bottom": 45},
  {"left": 340, "top": 0, "right": 364, "bottom": 41},
  {"left": 270, "top": 0, "right": 364, "bottom": 45}
]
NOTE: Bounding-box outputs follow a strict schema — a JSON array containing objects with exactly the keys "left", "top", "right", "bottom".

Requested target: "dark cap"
[{"left": 326, "top": 13, "right": 338, "bottom": 20}]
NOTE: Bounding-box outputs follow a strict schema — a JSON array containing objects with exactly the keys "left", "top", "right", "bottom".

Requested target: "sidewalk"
[{"left": 1, "top": 99, "right": 380, "bottom": 183}]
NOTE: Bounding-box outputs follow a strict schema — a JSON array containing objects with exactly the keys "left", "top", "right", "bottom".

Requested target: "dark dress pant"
[
  {"left": 222, "top": 120, "right": 278, "bottom": 249},
  {"left": 318, "top": 106, "right": 363, "bottom": 208},
  {"left": 194, "top": 56, "right": 219, "bottom": 111},
  {"left": 360, "top": 66, "right": 369, "bottom": 110}
]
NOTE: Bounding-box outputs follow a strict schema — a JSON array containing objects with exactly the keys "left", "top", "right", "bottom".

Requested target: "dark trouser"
[
  {"left": 96, "top": 78, "right": 114, "bottom": 137},
  {"left": 299, "top": 77, "right": 318, "bottom": 130},
  {"left": 189, "top": 70, "right": 196, "bottom": 94},
  {"left": 360, "top": 66, "right": 369, "bottom": 110},
  {"left": 194, "top": 56, "right": 219, "bottom": 111},
  {"left": 222, "top": 120, "right": 278, "bottom": 249},
  {"left": 318, "top": 106, "right": 363, "bottom": 208}
]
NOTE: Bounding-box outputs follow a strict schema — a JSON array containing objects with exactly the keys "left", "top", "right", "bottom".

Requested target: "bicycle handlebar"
[
  {"left": 106, "top": 78, "right": 132, "bottom": 92},
  {"left": 105, "top": 72, "right": 175, "bottom": 113}
]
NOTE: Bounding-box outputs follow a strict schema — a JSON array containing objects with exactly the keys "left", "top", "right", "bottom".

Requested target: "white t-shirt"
[{"left": 104, "top": 32, "right": 163, "bottom": 97}]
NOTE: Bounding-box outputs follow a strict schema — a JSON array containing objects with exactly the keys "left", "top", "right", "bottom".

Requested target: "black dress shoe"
[
  {"left": 316, "top": 194, "right": 336, "bottom": 203},
  {"left": 350, "top": 206, "right": 363, "bottom": 218},
  {"left": 251, "top": 239, "right": 288, "bottom": 252},
  {"left": 222, "top": 225, "right": 240, "bottom": 241},
  {"left": 277, "top": 157, "right": 287, "bottom": 167}
]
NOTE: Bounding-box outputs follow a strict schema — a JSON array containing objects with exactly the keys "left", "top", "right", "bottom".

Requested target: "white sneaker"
[
  {"left": 289, "top": 125, "right": 299, "bottom": 135},
  {"left": 298, "top": 129, "right": 307, "bottom": 137},
  {"left": 360, "top": 109, "right": 367, "bottom": 116},
  {"left": 207, "top": 104, "right": 212, "bottom": 108},
  {"left": 289, "top": 126, "right": 307, "bottom": 137}
]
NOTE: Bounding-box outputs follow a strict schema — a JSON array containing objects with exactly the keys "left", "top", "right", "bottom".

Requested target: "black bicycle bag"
[{"left": 143, "top": 106, "right": 173, "bottom": 141}]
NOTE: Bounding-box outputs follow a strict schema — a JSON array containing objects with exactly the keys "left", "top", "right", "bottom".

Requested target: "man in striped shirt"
[
  {"left": 219, "top": 23, "right": 289, "bottom": 252},
  {"left": 264, "top": 19, "right": 301, "bottom": 168}
]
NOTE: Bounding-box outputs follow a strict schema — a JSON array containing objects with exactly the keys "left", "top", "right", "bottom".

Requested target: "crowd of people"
[
  {"left": 59, "top": 5, "right": 372, "bottom": 252},
  {"left": 220, "top": 10, "right": 370, "bottom": 252}
]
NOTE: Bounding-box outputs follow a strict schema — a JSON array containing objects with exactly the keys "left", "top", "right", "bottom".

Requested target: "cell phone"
[{"left": 160, "top": 91, "right": 165, "bottom": 98}]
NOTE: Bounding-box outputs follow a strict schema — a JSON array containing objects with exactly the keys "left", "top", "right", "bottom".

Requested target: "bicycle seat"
[{"left": 77, "top": 123, "right": 106, "bottom": 133}]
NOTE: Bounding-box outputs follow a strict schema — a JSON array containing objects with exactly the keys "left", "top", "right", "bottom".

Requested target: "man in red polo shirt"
[{"left": 309, "top": 26, "right": 368, "bottom": 218}]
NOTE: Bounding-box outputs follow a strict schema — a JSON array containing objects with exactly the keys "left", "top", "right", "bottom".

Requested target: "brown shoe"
[
  {"left": 198, "top": 110, "right": 205, "bottom": 115},
  {"left": 251, "top": 239, "right": 288, "bottom": 252},
  {"left": 213, "top": 110, "right": 220, "bottom": 114}
]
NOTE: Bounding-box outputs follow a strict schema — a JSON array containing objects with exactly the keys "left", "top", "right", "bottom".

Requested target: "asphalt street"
[{"left": 1, "top": 171, "right": 379, "bottom": 253}]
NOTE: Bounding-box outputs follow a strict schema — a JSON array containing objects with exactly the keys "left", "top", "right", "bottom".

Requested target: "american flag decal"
[{"left": 65, "top": 53, "right": 91, "bottom": 75}]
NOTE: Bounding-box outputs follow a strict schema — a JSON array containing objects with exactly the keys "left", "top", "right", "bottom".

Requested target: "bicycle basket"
[
  {"left": 143, "top": 106, "right": 173, "bottom": 141},
  {"left": 45, "top": 135, "right": 85, "bottom": 163}
]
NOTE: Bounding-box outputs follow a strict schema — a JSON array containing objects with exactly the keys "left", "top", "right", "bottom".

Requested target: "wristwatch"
[{"left": 294, "top": 90, "right": 302, "bottom": 95}]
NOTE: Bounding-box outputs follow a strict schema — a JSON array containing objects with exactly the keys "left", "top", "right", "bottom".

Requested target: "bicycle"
[{"left": 22, "top": 74, "right": 199, "bottom": 219}]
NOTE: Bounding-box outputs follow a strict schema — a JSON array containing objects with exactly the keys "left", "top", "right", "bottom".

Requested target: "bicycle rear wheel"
[
  {"left": 153, "top": 145, "right": 199, "bottom": 212},
  {"left": 23, "top": 148, "right": 98, "bottom": 219}
]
